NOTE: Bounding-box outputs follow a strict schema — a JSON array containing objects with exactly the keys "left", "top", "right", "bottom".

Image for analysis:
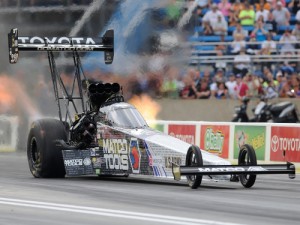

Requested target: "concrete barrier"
[{"left": 156, "top": 98, "right": 300, "bottom": 122}]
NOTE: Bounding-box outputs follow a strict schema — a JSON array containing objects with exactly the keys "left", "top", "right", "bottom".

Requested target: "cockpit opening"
[{"left": 102, "top": 105, "right": 148, "bottom": 129}]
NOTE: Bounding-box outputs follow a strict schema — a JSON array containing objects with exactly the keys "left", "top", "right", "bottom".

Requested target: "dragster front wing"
[{"left": 172, "top": 163, "right": 296, "bottom": 181}]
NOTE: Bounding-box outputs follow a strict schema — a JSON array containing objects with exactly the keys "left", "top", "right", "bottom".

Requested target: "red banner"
[
  {"left": 270, "top": 126, "right": 300, "bottom": 162},
  {"left": 200, "top": 125, "right": 229, "bottom": 159},
  {"left": 168, "top": 124, "right": 196, "bottom": 145}
]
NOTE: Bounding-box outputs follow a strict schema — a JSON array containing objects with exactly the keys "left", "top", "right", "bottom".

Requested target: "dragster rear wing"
[{"left": 8, "top": 28, "right": 114, "bottom": 64}]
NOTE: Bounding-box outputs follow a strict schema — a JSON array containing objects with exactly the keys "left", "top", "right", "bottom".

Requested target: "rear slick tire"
[
  {"left": 27, "top": 119, "right": 68, "bottom": 178},
  {"left": 186, "top": 145, "right": 203, "bottom": 189},
  {"left": 238, "top": 144, "right": 257, "bottom": 188}
]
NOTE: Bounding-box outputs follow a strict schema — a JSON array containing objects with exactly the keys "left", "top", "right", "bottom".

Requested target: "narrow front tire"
[
  {"left": 186, "top": 145, "right": 203, "bottom": 189},
  {"left": 238, "top": 144, "right": 257, "bottom": 188}
]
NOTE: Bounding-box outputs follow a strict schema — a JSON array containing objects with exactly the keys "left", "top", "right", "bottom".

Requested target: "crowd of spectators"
[
  {"left": 191, "top": 0, "right": 300, "bottom": 34},
  {"left": 90, "top": 63, "right": 300, "bottom": 101},
  {"left": 176, "top": 67, "right": 300, "bottom": 100},
  {"left": 138, "top": 65, "right": 300, "bottom": 101},
  {"left": 178, "top": 0, "right": 300, "bottom": 100}
]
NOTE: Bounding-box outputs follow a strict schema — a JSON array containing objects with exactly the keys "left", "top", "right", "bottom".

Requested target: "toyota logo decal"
[{"left": 271, "top": 135, "right": 279, "bottom": 152}]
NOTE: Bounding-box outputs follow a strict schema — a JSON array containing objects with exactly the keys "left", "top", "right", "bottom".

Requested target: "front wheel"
[
  {"left": 186, "top": 145, "right": 203, "bottom": 189},
  {"left": 238, "top": 144, "right": 257, "bottom": 188}
]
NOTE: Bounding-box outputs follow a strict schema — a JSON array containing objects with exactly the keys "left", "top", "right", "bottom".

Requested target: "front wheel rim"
[{"left": 187, "top": 151, "right": 197, "bottom": 182}]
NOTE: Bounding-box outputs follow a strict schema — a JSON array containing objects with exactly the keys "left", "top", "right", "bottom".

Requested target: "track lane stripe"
[{"left": 0, "top": 197, "right": 244, "bottom": 225}]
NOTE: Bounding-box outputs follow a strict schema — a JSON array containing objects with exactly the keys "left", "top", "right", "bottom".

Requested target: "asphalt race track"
[{"left": 0, "top": 152, "right": 299, "bottom": 225}]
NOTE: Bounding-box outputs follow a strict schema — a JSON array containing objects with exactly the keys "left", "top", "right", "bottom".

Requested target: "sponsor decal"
[
  {"left": 168, "top": 124, "right": 196, "bottom": 145},
  {"left": 18, "top": 36, "right": 97, "bottom": 45},
  {"left": 37, "top": 46, "right": 93, "bottom": 51},
  {"left": 200, "top": 125, "right": 229, "bottom": 158},
  {"left": 234, "top": 126, "right": 266, "bottom": 160},
  {"left": 270, "top": 127, "right": 300, "bottom": 162},
  {"left": 198, "top": 167, "right": 245, "bottom": 172},
  {"left": 62, "top": 150, "right": 93, "bottom": 176},
  {"left": 90, "top": 147, "right": 100, "bottom": 157},
  {"left": 96, "top": 125, "right": 104, "bottom": 139},
  {"left": 91, "top": 157, "right": 105, "bottom": 168},
  {"left": 197, "top": 166, "right": 267, "bottom": 173},
  {"left": 101, "top": 139, "right": 129, "bottom": 170},
  {"left": 97, "top": 125, "right": 125, "bottom": 140},
  {"left": 18, "top": 37, "right": 103, "bottom": 51},
  {"left": 247, "top": 166, "right": 267, "bottom": 171},
  {"left": 165, "top": 156, "right": 182, "bottom": 168},
  {"left": 205, "top": 128, "right": 224, "bottom": 152},
  {"left": 271, "top": 135, "right": 279, "bottom": 152},
  {"left": 271, "top": 135, "right": 300, "bottom": 152},
  {"left": 95, "top": 169, "right": 101, "bottom": 175},
  {"left": 83, "top": 158, "right": 91, "bottom": 166},
  {"left": 152, "top": 156, "right": 164, "bottom": 166},
  {"left": 144, "top": 141, "right": 153, "bottom": 166},
  {"left": 92, "top": 157, "right": 105, "bottom": 163},
  {"left": 64, "top": 159, "right": 83, "bottom": 167},
  {"left": 129, "top": 138, "right": 141, "bottom": 173}
]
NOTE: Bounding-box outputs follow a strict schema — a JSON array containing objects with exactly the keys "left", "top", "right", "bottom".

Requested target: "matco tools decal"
[
  {"left": 198, "top": 166, "right": 267, "bottom": 172},
  {"left": 102, "top": 139, "right": 129, "bottom": 170},
  {"left": 64, "top": 159, "right": 83, "bottom": 167}
]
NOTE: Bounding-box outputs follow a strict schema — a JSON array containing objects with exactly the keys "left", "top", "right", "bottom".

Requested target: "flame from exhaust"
[
  {"left": 129, "top": 94, "right": 161, "bottom": 122},
  {"left": 0, "top": 75, "right": 17, "bottom": 113},
  {"left": 0, "top": 74, "right": 40, "bottom": 117}
]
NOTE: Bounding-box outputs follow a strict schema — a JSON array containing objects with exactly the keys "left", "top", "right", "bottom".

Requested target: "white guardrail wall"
[
  {"left": 148, "top": 120, "right": 300, "bottom": 166},
  {"left": 0, "top": 116, "right": 18, "bottom": 152}
]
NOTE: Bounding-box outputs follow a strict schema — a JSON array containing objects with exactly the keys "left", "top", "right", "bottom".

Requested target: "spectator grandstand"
[{"left": 186, "top": 0, "right": 300, "bottom": 99}]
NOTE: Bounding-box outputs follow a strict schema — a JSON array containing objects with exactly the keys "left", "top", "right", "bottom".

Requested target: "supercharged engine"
[
  {"left": 88, "top": 82, "right": 122, "bottom": 111},
  {"left": 69, "top": 113, "right": 97, "bottom": 148},
  {"left": 69, "top": 82, "right": 123, "bottom": 148}
]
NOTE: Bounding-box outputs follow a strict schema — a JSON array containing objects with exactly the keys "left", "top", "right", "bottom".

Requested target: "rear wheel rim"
[{"left": 30, "top": 137, "right": 40, "bottom": 170}]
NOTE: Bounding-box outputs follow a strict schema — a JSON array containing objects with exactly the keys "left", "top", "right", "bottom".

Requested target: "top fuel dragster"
[{"left": 8, "top": 28, "right": 295, "bottom": 189}]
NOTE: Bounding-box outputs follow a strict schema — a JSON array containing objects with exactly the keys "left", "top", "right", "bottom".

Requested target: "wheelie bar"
[{"left": 172, "top": 162, "right": 296, "bottom": 181}]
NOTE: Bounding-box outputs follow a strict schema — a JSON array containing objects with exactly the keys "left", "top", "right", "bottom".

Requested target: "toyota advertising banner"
[
  {"left": 168, "top": 124, "right": 196, "bottom": 145},
  {"left": 270, "top": 126, "right": 300, "bottom": 162},
  {"left": 200, "top": 125, "right": 229, "bottom": 159},
  {"left": 234, "top": 125, "right": 266, "bottom": 160}
]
